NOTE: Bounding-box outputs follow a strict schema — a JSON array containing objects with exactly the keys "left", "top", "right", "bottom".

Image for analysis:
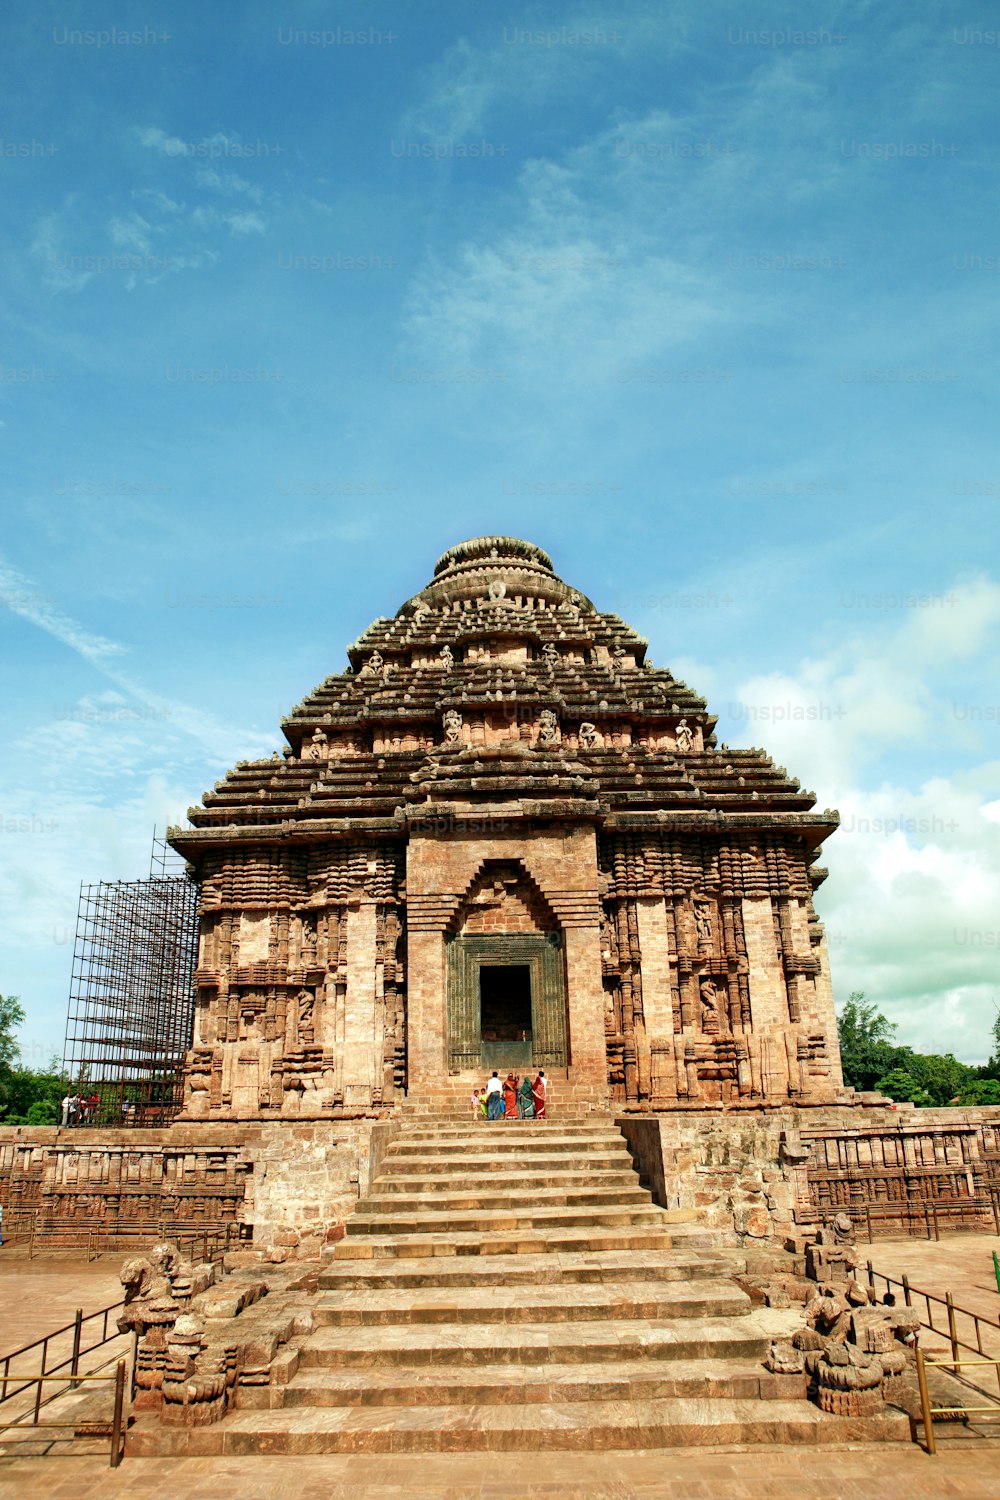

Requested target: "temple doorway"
[
  {"left": 445, "top": 933, "right": 568, "bottom": 1072},
  {"left": 479, "top": 964, "right": 532, "bottom": 1070}
]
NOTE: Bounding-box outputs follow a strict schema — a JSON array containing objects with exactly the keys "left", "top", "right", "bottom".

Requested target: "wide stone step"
[
  {"left": 129, "top": 1396, "right": 911, "bottom": 1455},
  {"left": 387, "top": 1136, "right": 631, "bottom": 1157},
  {"left": 361, "top": 1185, "right": 652, "bottom": 1213},
  {"left": 379, "top": 1146, "right": 638, "bottom": 1170},
  {"left": 371, "top": 1168, "right": 640, "bottom": 1193},
  {"left": 332, "top": 1227, "right": 677, "bottom": 1260},
  {"left": 318, "top": 1249, "right": 739, "bottom": 1291},
  {"left": 298, "top": 1312, "right": 783, "bottom": 1369},
  {"left": 346, "top": 1204, "right": 668, "bottom": 1235},
  {"left": 274, "top": 1357, "right": 781, "bottom": 1407},
  {"left": 399, "top": 1121, "right": 620, "bottom": 1137},
  {"left": 312, "top": 1279, "right": 750, "bottom": 1328}
]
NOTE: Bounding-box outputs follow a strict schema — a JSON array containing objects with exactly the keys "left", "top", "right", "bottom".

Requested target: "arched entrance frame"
[{"left": 405, "top": 826, "right": 608, "bottom": 1091}]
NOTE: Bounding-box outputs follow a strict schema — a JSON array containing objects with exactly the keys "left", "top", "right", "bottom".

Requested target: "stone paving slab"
[
  {"left": 4, "top": 1446, "right": 1000, "bottom": 1498},
  {"left": 276, "top": 1355, "right": 783, "bottom": 1407},
  {"left": 319, "top": 1247, "right": 739, "bottom": 1289},
  {"left": 299, "top": 1309, "right": 800, "bottom": 1368},
  {"left": 362, "top": 1185, "right": 653, "bottom": 1210},
  {"left": 312, "top": 1278, "right": 750, "bottom": 1326},
  {"left": 125, "top": 1395, "right": 912, "bottom": 1456},
  {"left": 333, "top": 1227, "right": 677, "bottom": 1259},
  {"left": 347, "top": 1205, "right": 670, "bottom": 1234}
]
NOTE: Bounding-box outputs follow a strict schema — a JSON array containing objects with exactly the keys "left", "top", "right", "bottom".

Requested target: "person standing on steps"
[
  {"left": 517, "top": 1073, "right": 535, "bottom": 1119},
  {"left": 502, "top": 1073, "right": 518, "bottom": 1120},
  {"left": 531, "top": 1070, "right": 547, "bottom": 1120},
  {"left": 470, "top": 1088, "right": 481, "bottom": 1122},
  {"left": 486, "top": 1070, "right": 504, "bottom": 1120}
]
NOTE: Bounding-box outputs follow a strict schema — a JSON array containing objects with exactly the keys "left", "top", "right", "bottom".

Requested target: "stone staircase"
[{"left": 136, "top": 1108, "right": 911, "bottom": 1453}]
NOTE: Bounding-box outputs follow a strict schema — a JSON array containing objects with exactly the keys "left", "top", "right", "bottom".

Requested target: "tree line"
[{"left": 836, "top": 992, "right": 1000, "bottom": 1106}]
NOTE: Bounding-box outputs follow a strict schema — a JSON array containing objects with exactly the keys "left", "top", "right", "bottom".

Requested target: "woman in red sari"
[
  {"left": 502, "top": 1073, "right": 518, "bottom": 1120},
  {"left": 531, "top": 1070, "right": 546, "bottom": 1119}
]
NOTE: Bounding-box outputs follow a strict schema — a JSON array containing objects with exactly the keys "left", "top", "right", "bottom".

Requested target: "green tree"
[
  {"left": 876, "top": 1068, "right": 932, "bottom": 1106},
  {"left": 956, "top": 1078, "right": 1000, "bottom": 1107},
  {"left": 0, "top": 993, "right": 25, "bottom": 1071},
  {"left": 905, "top": 1051, "right": 973, "bottom": 1106},
  {"left": 837, "top": 994, "right": 907, "bottom": 1091}
]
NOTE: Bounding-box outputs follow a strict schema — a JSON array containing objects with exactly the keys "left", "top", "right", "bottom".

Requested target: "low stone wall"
[
  {"left": 248, "top": 1120, "right": 379, "bottom": 1256},
  {"left": 0, "top": 1118, "right": 385, "bottom": 1257},
  {"left": 617, "top": 1112, "right": 802, "bottom": 1244},
  {"left": 617, "top": 1104, "right": 1000, "bottom": 1245}
]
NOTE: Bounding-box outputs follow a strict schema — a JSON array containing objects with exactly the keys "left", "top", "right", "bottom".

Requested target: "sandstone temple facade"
[
  {"left": 4, "top": 535, "right": 998, "bottom": 1259},
  {"left": 169, "top": 535, "right": 848, "bottom": 1121}
]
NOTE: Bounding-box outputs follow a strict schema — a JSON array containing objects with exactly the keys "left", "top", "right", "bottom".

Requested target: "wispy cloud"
[{"left": 0, "top": 555, "right": 275, "bottom": 762}]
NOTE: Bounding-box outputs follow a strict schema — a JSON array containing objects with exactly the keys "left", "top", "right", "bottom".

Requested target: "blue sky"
[{"left": 1, "top": 0, "right": 998, "bottom": 1068}]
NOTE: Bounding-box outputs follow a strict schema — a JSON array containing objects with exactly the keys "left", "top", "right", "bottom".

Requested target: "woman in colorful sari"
[
  {"left": 502, "top": 1073, "right": 518, "bottom": 1120},
  {"left": 531, "top": 1070, "right": 547, "bottom": 1119},
  {"left": 517, "top": 1074, "right": 535, "bottom": 1119}
]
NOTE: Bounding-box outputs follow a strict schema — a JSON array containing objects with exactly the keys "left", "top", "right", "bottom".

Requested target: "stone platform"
[{"left": 129, "top": 1110, "right": 910, "bottom": 1455}]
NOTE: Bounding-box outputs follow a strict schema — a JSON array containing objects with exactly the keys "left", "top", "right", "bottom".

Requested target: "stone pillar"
[
  {"left": 342, "top": 903, "right": 379, "bottom": 1105},
  {"left": 406, "top": 929, "right": 447, "bottom": 1087},
  {"left": 560, "top": 923, "right": 606, "bottom": 1087},
  {"left": 635, "top": 897, "right": 674, "bottom": 1041}
]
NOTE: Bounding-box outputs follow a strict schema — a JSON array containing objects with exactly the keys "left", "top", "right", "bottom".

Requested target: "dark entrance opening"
[{"left": 479, "top": 965, "right": 532, "bottom": 1069}]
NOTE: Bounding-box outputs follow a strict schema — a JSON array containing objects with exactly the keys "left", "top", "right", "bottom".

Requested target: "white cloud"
[{"left": 712, "top": 577, "right": 1000, "bottom": 1062}]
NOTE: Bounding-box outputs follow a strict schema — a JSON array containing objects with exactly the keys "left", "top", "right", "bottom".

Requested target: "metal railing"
[
  {"left": 0, "top": 1211, "right": 242, "bottom": 1261},
  {"left": 0, "top": 1362, "right": 127, "bottom": 1467},
  {"left": 0, "top": 1300, "right": 127, "bottom": 1406},
  {"left": 863, "top": 1258, "right": 1000, "bottom": 1387},
  {"left": 823, "top": 1192, "right": 1000, "bottom": 1242},
  {"left": 84, "top": 1219, "right": 241, "bottom": 1264},
  {"left": 915, "top": 1350, "right": 1000, "bottom": 1455}
]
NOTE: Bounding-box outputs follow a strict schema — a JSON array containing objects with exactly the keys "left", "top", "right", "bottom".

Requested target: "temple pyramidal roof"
[{"left": 169, "top": 537, "right": 838, "bottom": 865}]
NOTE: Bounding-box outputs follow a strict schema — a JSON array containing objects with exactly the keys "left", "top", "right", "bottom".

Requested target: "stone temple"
[
  {"left": 169, "top": 534, "right": 846, "bottom": 1121},
  {"left": 2, "top": 532, "right": 998, "bottom": 1426}
]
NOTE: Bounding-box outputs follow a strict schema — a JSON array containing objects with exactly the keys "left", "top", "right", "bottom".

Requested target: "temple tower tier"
[{"left": 168, "top": 535, "right": 847, "bottom": 1118}]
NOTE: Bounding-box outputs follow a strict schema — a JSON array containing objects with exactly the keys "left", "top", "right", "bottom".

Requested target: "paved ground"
[
  {"left": 863, "top": 1231, "right": 1000, "bottom": 1331},
  {"left": 0, "top": 1255, "right": 124, "bottom": 1353},
  {"left": 0, "top": 1446, "right": 998, "bottom": 1498}
]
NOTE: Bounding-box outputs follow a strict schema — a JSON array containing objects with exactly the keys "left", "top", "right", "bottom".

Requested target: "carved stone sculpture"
[
  {"left": 443, "top": 708, "right": 463, "bottom": 743},
  {"left": 675, "top": 719, "right": 694, "bottom": 753},
  {"left": 538, "top": 708, "right": 559, "bottom": 744},
  {"left": 814, "top": 1343, "right": 885, "bottom": 1416},
  {"left": 579, "top": 721, "right": 597, "bottom": 747}
]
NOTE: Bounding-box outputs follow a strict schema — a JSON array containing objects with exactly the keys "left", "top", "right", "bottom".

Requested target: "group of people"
[
  {"left": 473, "top": 1069, "right": 546, "bottom": 1121},
  {"left": 60, "top": 1091, "right": 100, "bottom": 1127}
]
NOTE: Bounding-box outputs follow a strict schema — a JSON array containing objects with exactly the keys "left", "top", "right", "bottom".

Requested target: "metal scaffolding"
[{"left": 63, "top": 833, "right": 199, "bottom": 1127}]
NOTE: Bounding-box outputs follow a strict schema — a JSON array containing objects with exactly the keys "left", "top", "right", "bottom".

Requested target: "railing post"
[
  {"left": 110, "top": 1359, "right": 126, "bottom": 1467},
  {"left": 915, "top": 1347, "right": 936, "bottom": 1455},
  {"left": 993, "top": 1249, "right": 1000, "bottom": 1293},
  {"left": 70, "top": 1308, "right": 83, "bottom": 1389},
  {"left": 866, "top": 1258, "right": 875, "bottom": 1291},
  {"left": 902, "top": 1273, "right": 912, "bottom": 1308},
  {"left": 946, "top": 1292, "right": 960, "bottom": 1371}
]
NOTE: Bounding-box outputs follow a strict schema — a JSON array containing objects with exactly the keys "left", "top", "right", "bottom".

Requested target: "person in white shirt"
[{"left": 485, "top": 1071, "right": 504, "bottom": 1120}]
